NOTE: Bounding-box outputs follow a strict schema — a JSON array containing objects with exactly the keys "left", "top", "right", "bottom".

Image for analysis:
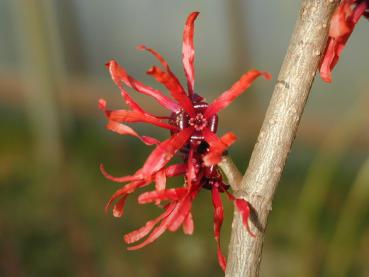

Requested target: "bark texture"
[{"left": 223, "top": 1, "right": 340, "bottom": 276}]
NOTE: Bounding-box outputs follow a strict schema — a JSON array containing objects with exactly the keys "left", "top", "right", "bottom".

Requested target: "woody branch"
[{"left": 219, "top": 1, "right": 340, "bottom": 276}]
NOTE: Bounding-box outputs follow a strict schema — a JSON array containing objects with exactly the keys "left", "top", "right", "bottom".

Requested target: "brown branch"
[{"left": 224, "top": 1, "right": 340, "bottom": 276}]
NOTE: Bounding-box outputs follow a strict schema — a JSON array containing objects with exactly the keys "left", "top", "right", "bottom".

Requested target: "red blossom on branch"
[
  {"left": 320, "top": 0, "right": 368, "bottom": 82},
  {"left": 99, "top": 11, "right": 271, "bottom": 271}
]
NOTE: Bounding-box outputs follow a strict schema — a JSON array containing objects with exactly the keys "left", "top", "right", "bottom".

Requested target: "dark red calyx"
[{"left": 169, "top": 100, "right": 218, "bottom": 138}]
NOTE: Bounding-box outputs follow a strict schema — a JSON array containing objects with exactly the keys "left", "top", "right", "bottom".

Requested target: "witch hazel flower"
[
  {"left": 320, "top": 0, "right": 369, "bottom": 82},
  {"left": 99, "top": 11, "right": 271, "bottom": 271}
]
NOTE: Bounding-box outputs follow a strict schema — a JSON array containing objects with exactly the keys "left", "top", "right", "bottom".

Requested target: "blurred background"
[{"left": 1, "top": 0, "right": 369, "bottom": 276}]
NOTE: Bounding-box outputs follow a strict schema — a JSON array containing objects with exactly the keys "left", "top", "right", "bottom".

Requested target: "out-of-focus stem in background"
[
  {"left": 11, "top": 0, "right": 64, "bottom": 169},
  {"left": 324, "top": 157, "right": 369, "bottom": 276},
  {"left": 225, "top": 0, "right": 250, "bottom": 74},
  {"left": 10, "top": 1, "right": 94, "bottom": 276},
  {"left": 294, "top": 92, "right": 369, "bottom": 276}
]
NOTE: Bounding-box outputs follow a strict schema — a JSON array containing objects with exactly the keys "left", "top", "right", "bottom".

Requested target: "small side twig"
[
  {"left": 222, "top": 1, "right": 340, "bottom": 276},
  {"left": 219, "top": 155, "right": 243, "bottom": 190}
]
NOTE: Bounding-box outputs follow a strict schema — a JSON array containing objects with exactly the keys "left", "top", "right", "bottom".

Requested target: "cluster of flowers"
[
  {"left": 99, "top": 12, "right": 271, "bottom": 271},
  {"left": 320, "top": 0, "right": 368, "bottom": 82}
]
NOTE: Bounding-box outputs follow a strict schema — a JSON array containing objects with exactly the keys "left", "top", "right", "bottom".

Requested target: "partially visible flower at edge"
[
  {"left": 320, "top": 0, "right": 369, "bottom": 83},
  {"left": 99, "top": 11, "right": 271, "bottom": 271}
]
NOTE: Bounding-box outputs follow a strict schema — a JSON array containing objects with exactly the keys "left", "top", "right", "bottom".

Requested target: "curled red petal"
[
  {"left": 226, "top": 191, "right": 255, "bottom": 237},
  {"left": 99, "top": 98, "right": 176, "bottom": 131},
  {"left": 165, "top": 163, "right": 187, "bottom": 177},
  {"left": 186, "top": 148, "right": 196, "bottom": 188},
  {"left": 105, "top": 120, "right": 160, "bottom": 145},
  {"left": 204, "top": 70, "right": 271, "bottom": 118},
  {"left": 320, "top": 0, "right": 368, "bottom": 83},
  {"left": 182, "top": 212, "right": 194, "bottom": 235},
  {"left": 126, "top": 201, "right": 182, "bottom": 250},
  {"left": 203, "top": 129, "right": 237, "bottom": 166},
  {"left": 98, "top": 99, "right": 107, "bottom": 111},
  {"left": 108, "top": 109, "right": 177, "bottom": 131},
  {"left": 106, "top": 60, "right": 145, "bottom": 113},
  {"left": 147, "top": 66, "right": 195, "bottom": 116},
  {"left": 329, "top": 0, "right": 366, "bottom": 38},
  {"left": 154, "top": 169, "right": 167, "bottom": 205},
  {"left": 106, "top": 60, "right": 180, "bottom": 112},
  {"left": 235, "top": 199, "right": 255, "bottom": 237},
  {"left": 155, "top": 169, "right": 167, "bottom": 192},
  {"left": 137, "top": 44, "right": 170, "bottom": 69},
  {"left": 329, "top": 1, "right": 353, "bottom": 38},
  {"left": 352, "top": 1, "right": 368, "bottom": 22},
  {"left": 105, "top": 181, "right": 149, "bottom": 214},
  {"left": 124, "top": 203, "right": 176, "bottom": 244},
  {"left": 127, "top": 186, "right": 200, "bottom": 250},
  {"left": 138, "top": 188, "right": 188, "bottom": 204},
  {"left": 168, "top": 210, "right": 190, "bottom": 233},
  {"left": 100, "top": 163, "right": 143, "bottom": 183},
  {"left": 141, "top": 127, "right": 193, "bottom": 177},
  {"left": 182, "top": 12, "right": 199, "bottom": 96},
  {"left": 112, "top": 195, "right": 128, "bottom": 218},
  {"left": 167, "top": 190, "right": 197, "bottom": 232},
  {"left": 320, "top": 39, "right": 338, "bottom": 83},
  {"left": 211, "top": 187, "right": 226, "bottom": 272},
  {"left": 138, "top": 45, "right": 195, "bottom": 114}
]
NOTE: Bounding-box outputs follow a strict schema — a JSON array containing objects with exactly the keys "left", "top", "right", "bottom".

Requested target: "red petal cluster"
[
  {"left": 320, "top": 0, "right": 368, "bottom": 82},
  {"left": 99, "top": 11, "right": 271, "bottom": 271}
]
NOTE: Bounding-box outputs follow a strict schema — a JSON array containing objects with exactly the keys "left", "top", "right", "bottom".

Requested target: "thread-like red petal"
[
  {"left": 226, "top": 192, "right": 255, "bottom": 237},
  {"left": 112, "top": 195, "right": 128, "bottom": 218},
  {"left": 148, "top": 163, "right": 187, "bottom": 204},
  {"left": 106, "top": 61, "right": 145, "bottom": 113},
  {"left": 155, "top": 169, "right": 166, "bottom": 192},
  {"left": 138, "top": 45, "right": 195, "bottom": 115},
  {"left": 127, "top": 185, "right": 200, "bottom": 250},
  {"left": 126, "top": 201, "right": 183, "bottom": 250},
  {"left": 182, "top": 212, "right": 194, "bottom": 235},
  {"left": 138, "top": 188, "right": 188, "bottom": 204},
  {"left": 182, "top": 12, "right": 199, "bottom": 96},
  {"left": 100, "top": 164, "right": 143, "bottom": 183},
  {"left": 141, "top": 128, "right": 193, "bottom": 177},
  {"left": 186, "top": 148, "right": 196, "bottom": 188},
  {"left": 168, "top": 188, "right": 199, "bottom": 232},
  {"left": 137, "top": 45, "right": 170, "bottom": 69},
  {"left": 124, "top": 203, "right": 176, "bottom": 244},
  {"left": 320, "top": 0, "right": 367, "bottom": 82},
  {"left": 235, "top": 199, "right": 255, "bottom": 237},
  {"left": 211, "top": 187, "right": 226, "bottom": 272},
  {"left": 106, "top": 60, "right": 180, "bottom": 112},
  {"left": 108, "top": 109, "right": 177, "bottom": 131},
  {"left": 147, "top": 66, "right": 195, "bottom": 116},
  {"left": 105, "top": 181, "right": 149, "bottom": 214},
  {"left": 203, "top": 129, "right": 237, "bottom": 166},
  {"left": 204, "top": 70, "right": 271, "bottom": 118},
  {"left": 165, "top": 163, "right": 187, "bottom": 177},
  {"left": 105, "top": 120, "right": 160, "bottom": 145},
  {"left": 320, "top": 39, "right": 338, "bottom": 83}
]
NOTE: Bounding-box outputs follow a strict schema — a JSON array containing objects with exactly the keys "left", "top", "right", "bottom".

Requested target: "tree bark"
[{"left": 222, "top": 1, "right": 340, "bottom": 276}]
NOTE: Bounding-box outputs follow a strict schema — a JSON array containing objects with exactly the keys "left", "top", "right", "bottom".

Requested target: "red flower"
[
  {"left": 99, "top": 11, "right": 271, "bottom": 271},
  {"left": 320, "top": 0, "right": 369, "bottom": 82}
]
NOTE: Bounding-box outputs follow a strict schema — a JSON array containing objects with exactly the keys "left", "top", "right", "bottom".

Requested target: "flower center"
[{"left": 188, "top": 113, "right": 208, "bottom": 131}]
